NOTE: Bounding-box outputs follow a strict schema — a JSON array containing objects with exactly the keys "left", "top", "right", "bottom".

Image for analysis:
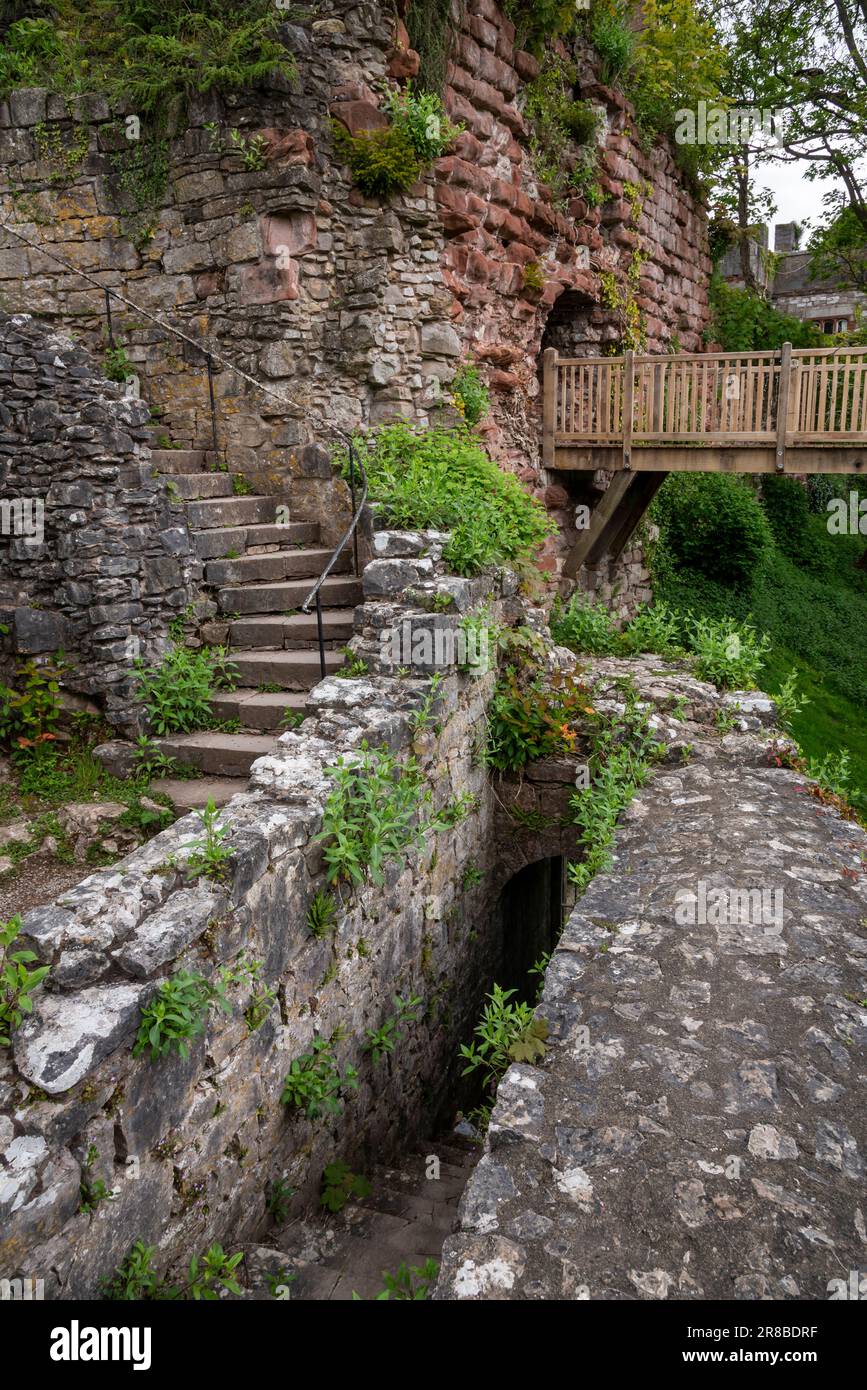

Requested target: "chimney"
[{"left": 774, "top": 222, "right": 797, "bottom": 253}]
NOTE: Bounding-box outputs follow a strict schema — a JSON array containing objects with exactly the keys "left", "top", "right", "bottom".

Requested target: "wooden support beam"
[
  {"left": 603, "top": 471, "right": 668, "bottom": 563},
  {"left": 542, "top": 348, "right": 556, "bottom": 467},
  {"left": 775, "top": 341, "right": 792, "bottom": 473},
  {"left": 552, "top": 443, "right": 867, "bottom": 475},
  {"left": 562, "top": 473, "right": 637, "bottom": 580}
]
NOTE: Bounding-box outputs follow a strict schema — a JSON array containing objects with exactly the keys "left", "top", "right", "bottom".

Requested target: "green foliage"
[
  {"left": 266, "top": 1176, "right": 296, "bottom": 1224},
  {"left": 484, "top": 666, "right": 595, "bottom": 771},
  {"left": 317, "top": 743, "right": 427, "bottom": 887},
  {"left": 459, "top": 983, "right": 548, "bottom": 1093},
  {"left": 651, "top": 473, "right": 773, "bottom": 587},
  {"left": 551, "top": 595, "right": 619, "bottom": 655},
  {"left": 406, "top": 0, "right": 454, "bottom": 95},
  {"left": 320, "top": 1160, "right": 372, "bottom": 1213},
  {"left": 504, "top": 0, "right": 577, "bottom": 54},
  {"left": 133, "top": 644, "right": 238, "bottom": 735},
  {"left": 809, "top": 206, "right": 867, "bottom": 294},
  {"left": 362, "top": 993, "right": 422, "bottom": 1065},
  {"left": 773, "top": 670, "right": 809, "bottom": 733},
  {"left": 367, "top": 1259, "right": 439, "bottom": 1300},
  {"left": 101, "top": 1239, "right": 243, "bottom": 1301},
  {"left": 1, "top": 915, "right": 50, "bottom": 1046},
  {"left": 628, "top": 0, "right": 727, "bottom": 171},
  {"left": 343, "top": 423, "right": 553, "bottom": 577},
  {"left": 306, "top": 887, "right": 338, "bottom": 938},
  {"left": 102, "top": 344, "right": 134, "bottom": 382},
  {"left": 332, "top": 121, "right": 421, "bottom": 199},
  {"left": 618, "top": 601, "right": 682, "bottom": 656},
  {"left": 687, "top": 614, "right": 770, "bottom": 689},
  {"left": 133, "top": 968, "right": 230, "bottom": 1061},
  {"left": 524, "top": 54, "right": 600, "bottom": 205},
  {"left": 0, "top": 0, "right": 296, "bottom": 114},
  {"left": 450, "top": 363, "right": 489, "bottom": 427},
  {"left": 382, "top": 83, "right": 462, "bottom": 162},
  {"left": 707, "top": 275, "right": 824, "bottom": 352},
  {"left": 522, "top": 261, "right": 545, "bottom": 293},
  {"left": 281, "top": 1036, "right": 359, "bottom": 1119},
  {"left": 0, "top": 657, "right": 63, "bottom": 751},
  {"left": 171, "top": 798, "right": 233, "bottom": 881},
  {"left": 335, "top": 648, "right": 369, "bottom": 679},
  {"left": 570, "top": 684, "right": 665, "bottom": 892},
  {"left": 231, "top": 473, "right": 252, "bottom": 496},
  {"left": 759, "top": 475, "right": 813, "bottom": 566}
]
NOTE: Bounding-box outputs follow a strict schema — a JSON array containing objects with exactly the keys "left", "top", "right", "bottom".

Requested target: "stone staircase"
[
  {"left": 147, "top": 446, "right": 360, "bottom": 805},
  {"left": 250, "top": 1137, "right": 478, "bottom": 1301}
]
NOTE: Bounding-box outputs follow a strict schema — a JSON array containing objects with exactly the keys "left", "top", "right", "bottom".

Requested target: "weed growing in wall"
[
  {"left": 0, "top": 915, "right": 51, "bottom": 1046},
  {"left": 133, "top": 644, "right": 239, "bottom": 735},
  {"left": 331, "top": 122, "right": 421, "bottom": 199},
  {"left": 133, "top": 967, "right": 232, "bottom": 1061},
  {"left": 449, "top": 363, "right": 489, "bottom": 427},
  {"left": 281, "top": 1036, "right": 359, "bottom": 1119},
  {"left": 320, "top": 1160, "right": 371, "bottom": 1212},
  {"left": 101, "top": 1239, "right": 243, "bottom": 1301},
  {"left": 317, "top": 743, "right": 429, "bottom": 887},
  {"left": 382, "top": 84, "right": 462, "bottom": 162},
  {"left": 459, "top": 983, "right": 548, "bottom": 1094}
]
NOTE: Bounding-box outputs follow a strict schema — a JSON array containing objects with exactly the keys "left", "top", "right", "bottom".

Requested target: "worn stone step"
[
  {"left": 410, "top": 1139, "right": 480, "bottom": 1170},
  {"left": 153, "top": 732, "right": 275, "bottom": 777},
  {"left": 206, "top": 547, "right": 350, "bottom": 587},
  {"left": 356, "top": 1184, "right": 460, "bottom": 1227},
  {"left": 227, "top": 610, "right": 355, "bottom": 649},
  {"left": 376, "top": 1167, "right": 469, "bottom": 1201},
  {"left": 209, "top": 689, "right": 308, "bottom": 732},
  {"left": 149, "top": 775, "right": 244, "bottom": 813},
  {"left": 164, "top": 472, "right": 233, "bottom": 501},
  {"left": 219, "top": 574, "right": 362, "bottom": 615},
  {"left": 186, "top": 495, "right": 291, "bottom": 530},
  {"left": 228, "top": 648, "right": 344, "bottom": 690},
  {"left": 193, "top": 521, "right": 320, "bottom": 561},
  {"left": 149, "top": 448, "right": 212, "bottom": 474}
]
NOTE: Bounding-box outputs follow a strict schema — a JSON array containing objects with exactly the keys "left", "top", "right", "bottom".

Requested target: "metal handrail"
[{"left": 0, "top": 214, "right": 372, "bottom": 679}]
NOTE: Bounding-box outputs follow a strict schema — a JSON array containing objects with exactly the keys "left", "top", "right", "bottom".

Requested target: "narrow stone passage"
[{"left": 438, "top": 663, "right": 867, "bottom": 1300}]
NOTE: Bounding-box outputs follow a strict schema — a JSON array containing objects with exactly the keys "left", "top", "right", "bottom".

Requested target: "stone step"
[
  {"left": 376, "top": 1166, "right": 469, "bottom": 1201},
  {"left": 227, "top": 609, "right": 355, "bottom": 649},
  {"left": 209, "top": 689, "right": 308, "bottom": 732},
  {"left": 206, "top": 547, "right": 350, "bottom": 587},
  {"left": 165, "top": 472, "right": 233, "bottom": 501},
  {"left": 153, "top": 732, "right": 276, "bottom": 777},
  {"left": 228, "top": 648, "right": 344, "bottom": 690},
  {"left": 355, "top": 1184, "right": 460, "bottom": 1225},
  {"left": 185, "top": 495, "right": 292, "bottom": 530},
  {"left": 149, "top": 448, "right": 212, "bottom": 474},
  {"left": 193, "top": 521, "right": 320, "bottom": 561},
  {"left": 219, "top": 574, "right": 362, "bottom": 615},
  {"left": 149, "top": 775, "right": 244, "bottom": 813}
]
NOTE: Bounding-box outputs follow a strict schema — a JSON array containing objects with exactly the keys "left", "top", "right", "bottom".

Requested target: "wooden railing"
[{"left": 543, "top": 344, "right": 867, "bottom": 468}]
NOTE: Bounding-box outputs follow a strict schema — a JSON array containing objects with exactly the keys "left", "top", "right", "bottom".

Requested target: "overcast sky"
[{"left": 752, "top": 159, "right": 840, "bottom": 241}]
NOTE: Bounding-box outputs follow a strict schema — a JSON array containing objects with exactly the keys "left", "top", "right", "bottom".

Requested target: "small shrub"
[
  {"left": 551, "top": 595, "right": 619, "bottom": 654},
  {"left": 589, "top": 3, "right": 636, "bottom": 87},
  {"left": 281, "top": 1037, "right": 359, "bottom": 1119},
  {"left": 320, "top": 1160, "right": 372, "bottom": 1213},
  {"left": 651, "top": 473, "right": 773, "bottom": 587},
  {"left": 1, "top": 915, "right": 51, "bottom": 1047},
  {"left": 759, "top": 475, "right": 813, "bottom": 566},
  {"left": 450, "top": 363, "right": 489, "bottom": 426},
  {"left": 133, "top": 969, "right": 230, "bottom": 1062},
  {"left": 103, "top": 345, "right": 135, "bottom": 382},
  {"left": 367, "top": 1259, "right": 439, "bottom": 1300},
  {"left": 459, "top": 983, "right": 548, "bottom": 1094},
  {"left": 619, "top": 601, "right": 682, "bottom": 657},
  {"left": 484, "top": 667, "right": 595, "bottom": 771},
  {"left": 306, "top": 888, "right": 338, "bottom": 938},
  {"left": 522, "top": 260, "right": 545, "bottom": 293},
  {"left": 686, "top": 615, "right": 770, "bottom": 689},
  {"left": 343, "top": 423, "right": 553, "bottom": 577},
  {"left": 382, "top": 83, "right": 462, "bottom": 161},
  {"left": 317, "top": 743, "right": 428, "bottom": 887},
  {"left": 0, "top": 658, "right": 63, "bottom": 748},
  {"left": 134, "top": 645, "right": 238, "bottom": 735},
  {"left": 332, "top": 121, "right": 421, "bottom": 198}
]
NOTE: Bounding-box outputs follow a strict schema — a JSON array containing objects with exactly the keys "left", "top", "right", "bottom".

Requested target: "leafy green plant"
[
  {"left": 484, "top": 667, "right": 595, "bottom": 771},
  {"left": 461, "top": 862, "right": 483, "bottom": 889},
  {"left": 522, "top": 261, "right": 545, "bottom": 293},
  {"left": 459, "top": 984, "right": 548, "bottom": 1093},
  {"left": 266, "top": 1176, "right": 296, "bottom": 1224},
  {"left": 1, "top": 916, "right": 50, "bottom": 1047},
  {"left": 306, "top": 888, "right": 338, "bottom": 938},
  {"left": 320, "top": 1160, "right": 372, "bottom": 1213},
  {"left": 332, "top": 121, "right": 421, "bottom": 198},
  {"left": 100, "top": 1241, "right": 170, "bottom": 1301},
  {"left": 281, "top": 1036, "right": 358, "bottom": 1119},
  {"left": 365, "top": 1259, "right": 439, "bottom": 1300},
  {"left": 450, "top": 363, "right": 489, "bottom": 427},
  {"left": 231, "top": 473, "right": 252, "bottom": 496},
  {"left": 382, "top": 83, "right": 462, "bottom": 161},
  {"left": 651, "top": 473, "right": 773, "bottom": 587},
  {"left": 79, "top": 1146, "right": 115, "bottom": 1215},
  {"left": 101, "top": 1239, "right": 243, "bottom": 1301},
  {"left": 134, "top": 644, "right": 238, "bottom": 735},
  {"left": 618, "top": 601, "right": 683, "bottom": 657},
  {"left": 339, "top": 423, "right": 553, "bottom": 578},
  {"left": 103, "top": 344, "right": 135, "bottom": 383},
  {"left": 362, "top": 994, "right": 422, "bottom": 1065},
  {"left": 772, "top": 670, "right": 809, "bottom": 732},
  {"left": 551, "top": 594, "right": 619, "bottom": 654},
  {"left": 317, "top": 743, "right": 428, "bottom": 887},
  {"left": 171, "top": 798, "right": 233, "bottom": 881},
  {"left": 687, "top": 615, "right": 770, "bottom": 689},
  {"left": 133, "top": 968, "right": 230, "bottom": 1062},
  {"left": 0, "top": 658, "right": 63, "bottom": 750},
  {"left": 335, "top": 648, "right": 370, "bottom": 679},
  {"left": 524, "top": 53, "right": 600, "bottom": 204}
]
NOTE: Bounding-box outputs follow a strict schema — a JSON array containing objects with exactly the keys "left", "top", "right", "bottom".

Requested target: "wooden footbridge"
[{"left": 542, "top": 343, "right": 867, "bottom": 577}]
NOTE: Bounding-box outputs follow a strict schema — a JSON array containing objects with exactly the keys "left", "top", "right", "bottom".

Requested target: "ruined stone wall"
[
  {"left": 0, "top": 0, "right": 710, "bottom": 600},
  {"left": 0, "top": 541, "right": 559, "bottom": 1298},
  {"left": 0, "top": 312, "right": 200, "bottom": 730}
]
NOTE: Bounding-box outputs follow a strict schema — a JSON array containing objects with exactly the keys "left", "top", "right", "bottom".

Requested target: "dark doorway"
[{"left": 498, "top": 856, "right": 566, "bottom": 998}]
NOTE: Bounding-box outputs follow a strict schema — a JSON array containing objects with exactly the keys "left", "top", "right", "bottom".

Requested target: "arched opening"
[
  {"left": 540, "top": 286, "right": 600, "bottom": 359},
  {"left": 496, "top": 855, "right": 567, "bottom": 997}
]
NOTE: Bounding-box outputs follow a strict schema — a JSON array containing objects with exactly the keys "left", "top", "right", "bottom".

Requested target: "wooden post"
[
  {"left": 775, "top": 341, "right": 792, "bottom": 472},
  {"left": 542, "top": 348, "right": 556, "bottom": 466},
  {"left": 622, "top": 349, "right": 634, "bottom": 470}
]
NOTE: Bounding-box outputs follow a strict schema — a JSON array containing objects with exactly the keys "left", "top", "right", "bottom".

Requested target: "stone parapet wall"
[{"left": 0, "top": 312, "right": 200, "bottom": 729}]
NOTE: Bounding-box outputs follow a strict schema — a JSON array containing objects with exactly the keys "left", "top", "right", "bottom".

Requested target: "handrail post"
[
  {"left": 348, "top": 440, "right": 358, "bottom": 575},
  {"left": 315, "top": 590, "right": 326, "bottom": 680},
  {"left": 775, "top": 341, "right": 792, "bottom": 472},
  {"left": 205, "top": 352, "right": 219, "bottom": 461},
  {"left": 104, "top": 288, "right": 115, "bottom": 349},
  {"left": 622, "top": 349, "right": 634, "bottom": 471},
  {"left": 542, "top": 347, "right": 556, "bottom": 466}
]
